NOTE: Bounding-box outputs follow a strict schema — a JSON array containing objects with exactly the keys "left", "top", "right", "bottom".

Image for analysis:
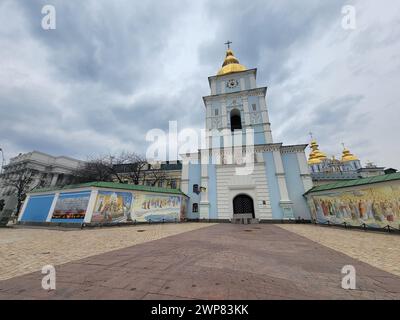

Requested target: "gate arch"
[{"left": 232, "top": 194, "right": 255, "bottom": 218}]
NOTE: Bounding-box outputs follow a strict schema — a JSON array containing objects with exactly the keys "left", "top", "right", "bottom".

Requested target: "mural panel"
[
  {"left": 91, "top": 191, "right": 133, "bottom": 223},
  {"left": 21, "top": 194, "right": 55, "bottom": 222},
  {"left": 51, "top": 191, "right": 91, "bottom": 221},
  {"left": 308, "top": 183, "right": 400, "bottom": 230},
  {"left": 132, "top": 194, "right": 182, "bottom": 222}
]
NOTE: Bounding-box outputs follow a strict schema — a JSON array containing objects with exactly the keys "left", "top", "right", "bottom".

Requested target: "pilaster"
[
  {"left": 240, "top": 78, "right": 246, "bottom": 90},
  {"left": 296, "top": 152, "right": 314, "bottom": 192},
  {"left": 199, "top": 160, "right": 210, "bottom": 219},
  {"left": 84, "top": 189, "right": 98, "bottom": 224},
  {"left": 242, "top": 96, "right": 251, "bottom": 126},
  {"left": 272, "top": 150, "right": 294, "bottom": 218},
  {"left": 221, "top": 99, "right": 227, "bottom": 129},
  {"left": 18, "top": 194, "right": 30, "bottom": 222},
  {"left": 46, "top": 192, "right": 59, "bottom": 222}
]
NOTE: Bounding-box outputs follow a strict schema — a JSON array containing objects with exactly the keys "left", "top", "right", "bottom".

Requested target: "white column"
[
  {"left": 242, "top": 96, "right": 251, "bottom": 126},
  {"left": 259, "top": 96, "right": 269, "bottom": 120},
  {"left": 211, "top": 79, "right": 217, "bottom": 95},
  {"left": 50, "top": 173, "right": 59, "bottom": 187},
  {"left": 272, "top": 151, "right": 291, "bottom": 202},
  {"left": 205, "top": 101, "right": 212, "bottom": 131},
  {"left": 220, "top": 80, "right": 226, "bottom": 94},
  {"left": 180, "top": 157, "right": 190, "bottom": 194},
  {"left": 296, "top": 152, "right": 314, "bottom": 192},
  {"left": 240, "top": 78, "right": 246, "bottom": 90},
  {"left": 18, "top": 194, "right": 31, "bottom": 222},
  {"left": 199, "top": 152, "right": 210, "bottom": 219},
  {"left": 273, "top": 150, "right": 295, "bottom": 218},
  {"left": 46, "top": 192, "right": 59, "bottom": 222},
  {"left": 259, "top": 95, "right": 273, "bottom": 143},
  {"left": 207, "top": 129, "right": 214, "bottom": 151},
  {"left": 33, "top": 177, "right": 41, "bottom": 188},
  {"left": 250, "top": 74, "right": 256, "bottom": 88},
  {"left": 84, "top": 189, "right": 98, "bottom": 224},
  {"left": 221, "top": 99, "right": 227, "bottom": 129}
]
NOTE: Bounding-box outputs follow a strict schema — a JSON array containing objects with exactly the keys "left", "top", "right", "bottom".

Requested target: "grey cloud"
[
  {"left": 0, "top": 0, "right": 399, "bottom": 169},
  {"left": 199, "top": 0, "right": 349, "bottom": 84},
  {"left": 19, "top": 0, "right": 185, "bottom": 93}
]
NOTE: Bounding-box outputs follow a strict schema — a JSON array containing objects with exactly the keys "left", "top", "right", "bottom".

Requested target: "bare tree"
[
  {"left": 147, "top": 168, "right": 167, "bottom": 186},
  {"left": 72, "top": 156, "right": 113, "bottom": 183},
  {"left": 2, "top": 169, "right": 39, "bottom": 215},
  {"left": 72, "top": 152, "right": 155, "bottom": 186},
  {"left": 107, "top": 152, "right": 142, "bottom": 184},
  {"left": 117, "top": 153, "right": 149, "bottom": 185}
]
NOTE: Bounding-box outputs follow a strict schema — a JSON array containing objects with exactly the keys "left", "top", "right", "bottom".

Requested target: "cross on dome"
[{"left": 224, "top": 40, "right": 232, "bottom": 49}]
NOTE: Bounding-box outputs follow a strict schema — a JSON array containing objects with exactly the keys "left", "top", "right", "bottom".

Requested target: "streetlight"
[{"left": 0, "top": 148, "right": 4, "bottom": 174}]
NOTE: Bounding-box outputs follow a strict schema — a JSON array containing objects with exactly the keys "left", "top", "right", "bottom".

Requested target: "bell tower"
[
  {"left": 203, "top": 44, "right": 273, "bottom": 148},
  {"left": 181, "top": 42, "right": 312, "bottom": 223}
]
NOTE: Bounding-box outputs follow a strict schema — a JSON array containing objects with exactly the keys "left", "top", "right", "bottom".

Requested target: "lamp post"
[{"left": 0, "top": 148, "right": 4, "bottom": 174}]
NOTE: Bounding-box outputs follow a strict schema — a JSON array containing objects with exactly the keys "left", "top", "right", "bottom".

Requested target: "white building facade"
[
  {"left": 0, "top": 151, "right": 83, "bottom": 197},
  {"left": 180, "top": 48, "right": 313, "bottom": 222}
]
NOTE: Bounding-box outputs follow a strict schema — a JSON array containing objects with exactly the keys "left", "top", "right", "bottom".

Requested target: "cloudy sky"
[{"left": 0, "top": 0, "right": 399, "bottom": 168}]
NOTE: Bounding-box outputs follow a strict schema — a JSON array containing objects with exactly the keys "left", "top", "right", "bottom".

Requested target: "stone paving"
[
  {"left": 278, "top": 224, "right": 400, "bottom": 277},
  {"left": 0, "top": 223, "right": 399, "bottom": 300},
  {"left": 0, "top": 223, "right": 215, "bottom": 281}
]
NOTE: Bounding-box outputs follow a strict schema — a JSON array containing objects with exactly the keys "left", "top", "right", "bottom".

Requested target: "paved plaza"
[
  {"left": 278, "top": 224, "right": 400, "bottom": 277},
  {"left": 0, "top": 223, "right": 214, "bottom": 281},
  {"left": 0, "top": 223, "right": 399, "bottom": 299}
]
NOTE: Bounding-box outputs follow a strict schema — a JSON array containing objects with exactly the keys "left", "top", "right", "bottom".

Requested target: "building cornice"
[
  {"left": 179, "top": 143, "right": 308, "bottom": 160},
  {"left": 202, "top": 87, "right": 267, "bottom": 106},
  {"left": 280, "top": 144, "right": 308, "bottom": 153},
  {"left": 207, "top": 68, "right": 257, "bottom": 83},
  {"left": 9, "top": 150, "right": 83, "bottom": 164}
]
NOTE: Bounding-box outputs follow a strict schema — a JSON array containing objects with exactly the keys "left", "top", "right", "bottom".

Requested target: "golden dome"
[
  {"left": 217, "top": 48, "right": 247, "bottom": 76},
  {"left": 341, "top": 147, "right": 358, "bottom": 162},
  {"left": 308, "top": 140, "right": 327, "bottom": 165}
]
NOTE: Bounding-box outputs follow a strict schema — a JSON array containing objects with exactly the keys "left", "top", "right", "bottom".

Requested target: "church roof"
[
  {"left": 217, "top": 48, "right": 247, "bottom": 76},
  {"left": 304, "top": 172, "right": 400, "bottom": 195},
  {"left": 30, "top": 181, "right": 188, "bottom": 196}
]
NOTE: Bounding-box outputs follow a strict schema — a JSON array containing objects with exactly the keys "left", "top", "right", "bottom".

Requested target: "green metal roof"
[
  {"left": 30, "top": 181, "right": 187, "bottom": 196},
  {"left": 304, "top": 172, "right": 400, "bottom": 195}
]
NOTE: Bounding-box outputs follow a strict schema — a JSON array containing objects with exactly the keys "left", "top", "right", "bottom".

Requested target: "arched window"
[
  {"left": 192, "top": 203, "right": 199, "bottom": 213},
  {"left": 193, "top": 184, "right": 199, "bottom": 193},
  {"left": 230, "top": 109, "right": 242, "bottom": 131}
]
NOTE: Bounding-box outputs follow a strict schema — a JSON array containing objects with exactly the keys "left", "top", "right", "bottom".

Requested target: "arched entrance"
[
  {"left": 233, "top": 194, "right": 255, "bottom": 218},
  {"left": 230, "top": 109, "right": 242, "bottom": 131}
]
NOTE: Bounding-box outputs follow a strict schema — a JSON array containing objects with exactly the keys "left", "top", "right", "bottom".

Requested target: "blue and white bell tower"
[
  {"left": 204, "top": 47, "right": 273, "bottom": 147},
  {"left": 181, "top": 45, "right": 313, "bottom": 222}
]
